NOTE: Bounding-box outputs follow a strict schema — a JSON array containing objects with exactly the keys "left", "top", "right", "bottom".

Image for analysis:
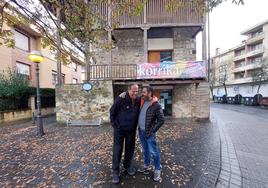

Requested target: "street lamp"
[{"left": 28, "top": 51, "right": 45, "bottom": 136}]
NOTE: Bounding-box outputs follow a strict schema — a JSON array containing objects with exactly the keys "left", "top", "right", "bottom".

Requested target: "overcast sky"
[{"left": 197, "top": 0, "right": 268, "bottom": 59}]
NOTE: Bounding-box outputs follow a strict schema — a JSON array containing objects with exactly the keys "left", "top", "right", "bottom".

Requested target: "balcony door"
[{"left": 148, "top": 51, "right": 172, "bottom": 63}]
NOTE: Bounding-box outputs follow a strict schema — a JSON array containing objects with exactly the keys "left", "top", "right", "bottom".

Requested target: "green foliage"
[{"left": 0, "top": 68, "right": 30, "bottom": 97}]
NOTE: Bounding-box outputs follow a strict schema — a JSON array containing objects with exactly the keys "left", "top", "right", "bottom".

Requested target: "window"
[
  {"left": 248, "top": 56, "right": 262, "bottom": 64},
  {"left": 14, "top": 30, "right": 29, "bottom": 51},
  {"left": 52, "top": 71, "right": 57, "bottom": 85},
  {"left": 249, "top": 43, "right": 262, "bottom": 51},
  {"left": 247, "top": 68, "right": 262, "bottom": 78},
  {"left": 71, "top": 62, "right": 78, "bottom": 72},
  {"left": 235, "top": 60, "right": 245, "bottom": 68},
  {"left": 160, "top": 51, "right": 172, "bottom": 62},
  {"left": 148, "top": 51, "right": 172, "bottom": 63},
  {"left": 234, "top": 71, "right": 245, "bottom": 79},
  {"left": 251, "top": 29, "right": 263, "bottom": 38},
  {"left": 62, "top": 74, "right": 65, "bottom": 84},
  {"left": 81, "top": 66, "right": 86, "bottom": 73},
  {"left": 72, "top": 78, "right": 78, "bottom": 84},
  {"left": 52, "top": 71, "right": 65, "bottom": 85},
  {"left": 234, "top": 49, "right": 245, "bottom": 56},
  {"left": 148, "top": 28, "right": 172, "bottom": 38},
  {"left": 16, "top": 62, "right": 30, "bottom": 79}
]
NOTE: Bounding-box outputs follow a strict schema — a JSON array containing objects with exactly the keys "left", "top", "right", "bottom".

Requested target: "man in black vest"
[{"left": 110, "top": 84, "right": 140, "bottom": 184}]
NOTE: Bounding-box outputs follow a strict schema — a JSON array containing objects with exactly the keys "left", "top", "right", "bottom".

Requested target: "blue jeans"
[{"left": 139, "top": 129, "right": 161, "bottom": 170}]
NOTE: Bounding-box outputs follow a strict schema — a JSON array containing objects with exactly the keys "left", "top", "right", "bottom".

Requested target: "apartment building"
[
  {"left": 212, "top": 19, "right": 268, "bottom": 98},
  {"left": 0, "top": 22, "right": 84, "bottom": 89}
]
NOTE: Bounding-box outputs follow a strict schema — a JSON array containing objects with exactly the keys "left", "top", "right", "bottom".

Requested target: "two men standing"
[{"left": 110, "top": 84, "right": 164, "bottom": 184}]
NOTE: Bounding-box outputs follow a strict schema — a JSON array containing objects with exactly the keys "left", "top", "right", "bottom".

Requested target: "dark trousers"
[{"left": 112, "top": 128, "right": 136, "bottom": 174}]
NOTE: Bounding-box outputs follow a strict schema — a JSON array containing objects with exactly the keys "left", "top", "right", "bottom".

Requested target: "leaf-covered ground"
[{"left": 0, "top": 117, "right": 220, "bottom": 187}]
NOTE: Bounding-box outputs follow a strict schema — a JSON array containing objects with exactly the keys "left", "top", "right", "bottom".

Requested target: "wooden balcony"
[
  {"left": 88, "top": 61, "right": 207, "bottom": 84},
  {"left": 92, "top": 0, "right": 205, "bottom": 29}
]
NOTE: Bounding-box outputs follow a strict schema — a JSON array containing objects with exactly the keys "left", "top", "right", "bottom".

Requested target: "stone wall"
[
  {"left": 173, "top": 82, "right": 210, "bottom": 119},
  {"left": 173, "top": 28, "right": 196, "bottom": 61},
  {"left": 55, "top": 81, "right": 114, "bottom": 124},
  {"left": 0, "top": 107, "right": 55, "bottom": 124}
]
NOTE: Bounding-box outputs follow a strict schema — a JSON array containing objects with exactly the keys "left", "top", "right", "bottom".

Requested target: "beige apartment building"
[
  {"left": 0, "top": 22, "right": 84, "bottom": 89},
  {"left": 211, "top": 19, "right": 268, "bottom": 98}
]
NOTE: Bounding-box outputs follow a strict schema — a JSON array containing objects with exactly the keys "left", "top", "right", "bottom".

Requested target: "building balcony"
[
  {"left": 233, "top": 54, "right": 246, "bottom": 62},
  {"left": 246, "top": 47, "right": 264, "bottom": 58},
  {"left": 92, "top": 0, "right": 205, "bottom": 29},
  {"left": 88, "top": 61, "right": 207, "bottom": 83},
  {"left": 233, "top": 66, "right": 246, "bottom": 73},
  {"left": 246, "top": 32, "right": 264, "bottom": 45},
  {"left": 233, "top": 62, "right": 262, "bottom": 73},
  {"left": 244, "top": 62, "right": 263, "bottom": 70},
  {"left": 232, "top": 77, "right": 253, "bottom": 84}
]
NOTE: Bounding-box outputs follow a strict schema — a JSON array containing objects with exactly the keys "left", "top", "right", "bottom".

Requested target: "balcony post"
[
  {"left": 108, "top": 0, "right": 112, "bottom": 79},
  {"left": 202, "top": 25, "right": 208, "bottom": 79},
  {"left": 142, "top": 26, "right": 150, "bottom": 63}
]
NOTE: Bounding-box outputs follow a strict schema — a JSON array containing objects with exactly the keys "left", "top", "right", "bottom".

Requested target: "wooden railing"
[
  {"left": 91, "top": 0, "right": 205, "bottom": 28},
  {"left": 89, "top": 64, "right": 137, "bottom": 80}
]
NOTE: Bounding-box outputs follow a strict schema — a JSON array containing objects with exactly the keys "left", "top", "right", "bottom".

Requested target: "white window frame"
[
  {"left": 16, "top": 61, "right": 30, "bottom": 76},
  {"left": 14, "top": 30, "right": 30, "bottom": 51}
]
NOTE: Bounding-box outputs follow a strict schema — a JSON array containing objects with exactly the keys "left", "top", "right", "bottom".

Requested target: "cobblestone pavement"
[
  {"left": 211, "top": 103, "right": 268, "bottom": 188},
  {"left": 0, "top": 117, "right": 220, "bottom": 188}
]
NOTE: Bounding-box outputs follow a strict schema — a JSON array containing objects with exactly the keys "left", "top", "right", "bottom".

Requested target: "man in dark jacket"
[
  {"left": 110, "top": 84, "right": 140, "bottom": 184},
  {"left": 137, "top": 86, "right": 164, "bottom": 182}
]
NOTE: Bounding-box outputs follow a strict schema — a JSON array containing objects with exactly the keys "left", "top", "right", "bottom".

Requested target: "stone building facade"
[
  {"left": 55, "top": 1, "right": 209, "bottom": 123},
  {"left": 92, "top": 27, "right": 209, "bottom": 120}
]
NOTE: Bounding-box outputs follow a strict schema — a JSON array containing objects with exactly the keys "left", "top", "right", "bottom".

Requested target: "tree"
[
  {"left": 209, "top": 70, "right": 216, "bottom": 98},
  {"left": 0, "top": 68, "right": 30, "bottom": 97},
  {"left": 251, "top": 58, "right": 268, "bottom": 95},
  {"left": 218, "top": 64, "right": 228, "bottom": 96}
]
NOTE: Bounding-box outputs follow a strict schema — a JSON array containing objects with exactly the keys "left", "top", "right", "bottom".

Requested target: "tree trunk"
[
  {"left": 210, "top": 85, "right": 214, "bottom": 99},
  {"left": 223, "top": 83, "right": 227, "bottom": 96},
  {"left": 257, "top": 79, "right": 261, "bottom": 94},
  {"left": 56, "top": 7, "right": 62, "bottom": 86}
]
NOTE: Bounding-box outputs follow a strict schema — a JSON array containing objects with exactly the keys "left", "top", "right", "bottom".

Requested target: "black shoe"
[
  {"left": 125, "top": 167, "right": 136, "bottom": 176},
  {"left": 112, "top": 173, "right": 120, "bottom": 184}
]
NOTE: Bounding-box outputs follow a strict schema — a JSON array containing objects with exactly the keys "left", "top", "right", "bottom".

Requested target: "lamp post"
[{"left": 29, "top": 51, "right": 45, "bottom": 136}]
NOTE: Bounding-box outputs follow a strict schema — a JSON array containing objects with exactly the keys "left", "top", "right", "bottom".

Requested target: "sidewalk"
[{"left": 0, "top": 117, "right": 220, "bottom": 187}]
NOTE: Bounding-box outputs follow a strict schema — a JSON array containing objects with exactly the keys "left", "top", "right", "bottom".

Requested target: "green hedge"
[{"left": 0, "top": 88, "right": 55, "bottom": 111}]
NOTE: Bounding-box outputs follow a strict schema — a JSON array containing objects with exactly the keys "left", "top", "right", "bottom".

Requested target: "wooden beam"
[
  {"left": 113, "top": 79, "right": 206, "bottom": 85},
  {"left": 118, "top": 23, "right": 205, "bottom": 29}
]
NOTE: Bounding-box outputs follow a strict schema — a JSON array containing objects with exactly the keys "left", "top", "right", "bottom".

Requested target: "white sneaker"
[
  {"left": 153, "top": 170, "right": 161, "bottom": 182},
  {"left": 137, "top": 165, "right": 150, "bottom": 174}
]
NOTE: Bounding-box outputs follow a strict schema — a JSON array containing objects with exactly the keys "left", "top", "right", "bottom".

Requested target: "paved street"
[
  {"left": 211, "top": 104, "right": 268, "bottom": 188},
  {"left": 0, "top": 117, "right": 220, "bottom": 187}
]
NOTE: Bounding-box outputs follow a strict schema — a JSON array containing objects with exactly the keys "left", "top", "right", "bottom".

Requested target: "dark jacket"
[
  {"left": 140, "top": 99, "right": 165, "bottom": 137},
  {"left": 110, "top": 92, "right": 140, "bottom": 131}
]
